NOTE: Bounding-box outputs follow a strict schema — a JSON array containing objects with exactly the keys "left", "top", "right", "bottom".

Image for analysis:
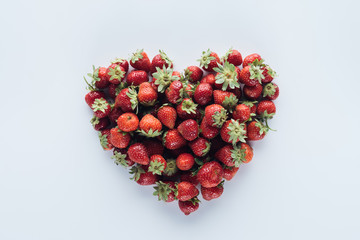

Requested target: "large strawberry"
[
  {"left": 163, "top": 129, "right": 187, "bottom": 150},
  {"left": 127, "top": 143, "right": 149, "bottom": 165},
  {"left": 153, "top": 181, "right": 176, "bottom": 202},
  {"left": 178, "top": 199, "right": 200, "bottom": 215},
  {"left": 177, "top": 119, "right": 199, "bottom": 141},
  {"left": 137, "top": 82, "right": 158, "bottom": 106},
  {"left": 157, "top": 105, "right": 177, "bottom": 129},
  {"left": 198, "top": 49, "right": 220, "bottom": 72},
  {"left": 106, "top": 63, "right": 126, "bottom": 84},
  {"left": 129, "top": 165, "right": 158, "bottom": 185},
  {"left": 214, "top": 61, "right": 240, "bottom": 91},
  {"left": 127, "top": 70, "right": 148, "bottom": 86},
  {"left": 109, "top": 127, "right": 131, "bottom": 149},
  {"left": 150, "top": 50, "right": 173, "bottom": 74},
  {"left": 196, "top": 161, "right": 223, "bottom": 188},
  {"left": 115, "top": 87, "right": 138, "bottom": 112},
  {"left": 139, "top": 114, "right": 162, "bottom": 137},
  {"left": 176, "top": 181, "right": 199, "bottom": 201},
  {"left": 130, "top": 49, "right": 151, "bottom": 72},
  {"left": 153, "top": 66, "right": 180, "bottom": 93},
  {"left": 148, "top": 155, "right": 167, "bottom": 175},
  {"left": 185, "top": 66, "right": 203, "bottom": 83},
  {"left": 204, "top": 104, "right": 227, "bottom": 128},
  {"left": 194, "top": 83, "right": 213, "bottom": 106},
  {"left": 201, "top": 181, "right": 224, "bottom": 201},
  {"left": 85, "top": 89, "right": 105, "bottom": 107},
  {"left": 220, "top": 119, "right": 247, "bottom": 145},
  {"left": 117, "top": 113, "right": 139, "bottom": 132},
  {"left": 222, "top": 48, "right": 243, "bottom": 66},
  {"left": 263, "top": 82, "right": 279, "bottom": 100},
  {"left": 189, "top": 137, "right": 211, "bottom": 157}
]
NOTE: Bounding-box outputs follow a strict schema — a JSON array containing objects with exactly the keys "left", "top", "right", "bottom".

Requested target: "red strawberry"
[
  {"left": 150, "top": 50, "right": 173, "bottom": 74},
  {"left": 176, "top": 153, "right": 195, "bottom": 171},
  {"left": 247, "top": 120, "right": 269, "bottom": 141},
  {"left": 177, "top": 119, "right": 199, "bottom": 141},
  {"left": 261, "top": 65, "right": 277, "bottom": 83},
  {"left": 204, "top": 104, "right": 227, "bottom": 128},
  {"left": 177, "top": 98, "right": 199, "bottom": 120},
  {"left": 239, "top": 64, "right": 265, "bottom": 86},
  {"left": 200, "top": 73, "right": 216, "bottom": 86},
  {"left": 153, "top": 66, "right": 180, "bottom": 93},
  {"left": 243, "top": 83, "right": 263, "bottom": 100},
  {"left": 90, "top": 116, "right": 110, "bottom": 131},
  {"left": 257, "top": 100, "right": 276, "bottom": 119},
  {"left": 143, "top": 139, "right": 164, "bottom": 156},
  {"left": 176, "top": 181, "right": 199, "bottom": 201},
  {"left": 189, "top": 137, "right": 211, "bottom": 157},
  {"left": 239, "top": 143, "right": 254, "bottom": 163},
  {"left": 213, "top": 90, "right": 239, "bottom": 111},
  {"left": 184, "top": 83, "right": 194, "bottom": 98},
  {"left": 242, "top": 101, "right": 257, "bottom": 115},
  {"left": 85, "top": 66, "right": 109, "bottom": 89},
  {"left": 215, "top": 143, "right": 253, "bottom": 167},
  {"left": 117, "top": 113, "right": 139, "bottom": 132},
  {"left": 201, "top": 182, "right": 224, "bottom": 201},
  {"left": 232, "top": 104, "right": 251, "bottom": 123},
  {"left": 222, "top": 48, "right": 243, "bottom": 66},
  {"left": 106, "top": 63, "right": 126, "bottom": 84},
  {"left": 180, "top": 172, "right": 199, "bottom": 186},
  {"left": 223, "top": 166, "right": 239, "bottom": 181},
  {"left": 108, "top": 106, "right": 123, "bottom": 124},
  {"left": 163, "top": 159, "right": 179, "bottom": 177},
  {"left": 157, "top": 105, "right": 177, "bottom": 129},
  {"left": 196, "top": 161, "right": 223, "bottom": 188},
  {"left": 220, "top": 119, "right": 247, "bottom": 145},
  {"left": 178, "top": 199, "right": 199, "bottom": 215},
  {"left": 198, "top": 49, "right": 220, "bottom": 72},
  {"left": 243, "top": 53, "right": 262, "bottom": 67},
  {"left": 185, "top": 66, "right": 203, "bottom": 83},
  {"left": 130, "top": 165, "right": 158, "bottom": 185},
  {"left": 109, "top": 127, "right": 131, "bottom": 149},
  {"left": 111, "top": 58, "right": 129, "bottom": 73},
  {"left": 91, "top": 97, "right": 111, "bottom": 118},
  {"left": 138, "top": 82, "right": 158, "bottom": 106},
  {"left": 127, "top": 143, "right": 149, "bottom": 165},
  {"left": 200, "top": 117, "right": 219, "bottom": 139},
  {"left": 214, "top": 61, "right": 240, "bottom": 91},
  {"left": 139, "top": 114, "right": 162, "bottom": 137},
  {"left": 148, "top": 155, "right": 167, "bottom": 175},
  {"left": 85, "top": 90, "right": 105, "bottom": 107},
  {"left": 194, "top": 83, "right": 213, "bottom": 106},
  {"left": 165, "top": 80, "right": 183, "bottom": 104},
  {"left": 263, "top": 82, "right": 279, "bottom": 100},
  {"left": 153, "top": 181, "right": 176, "bottom": 202},
  {"left": 130, "top": 49, "right": 151, "bottom": 72},
  {"left": 127, "top": 70, "right": 148, "bottom": 86},
  {"left": 108, "top": 83, "right": 119, "bottom": 99},
  {"left": 98, "top": 129, "right": 113, "bottom": 150},
  {"left": 115, "top": 88, "right": 138, "bottom": 112},
  {"left": 163, "top": 129, "right": 187, "bottom": 150},
  {"left": 112, "top": 148, "right": 135, "bottom": 167}
]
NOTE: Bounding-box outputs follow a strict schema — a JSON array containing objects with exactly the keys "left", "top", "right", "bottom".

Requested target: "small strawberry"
[
  {"left": 178, "top": 199, "right": 200, "bottom": 215},
  {"left": 222, "top": 48, "right": 243, "bottom": 66},
  {"left": 176, "top": 181, "right": 199, "bottom": 201},
  {"left": 117, "top": 113, "right": 139, "bottom": 132},
  {"left": 163, "top": 159, "right": 178, "bottom": 177},
  {"left": 176, "top": 98, "right": 199, "bottom": 120},
  {"left": 138, "top": 82, "right": 158, "bottom": 106},
  {"left": 262, "top": 82, "right": 279, "bottom": 100},
  {"left": 153, "top": 181, "right": 176, "bottom": 202},
  {"left": 153, "top": 66, "right": 180, "bottom": 93},
  {"left": 220, "top": 119, "right": 247, "bottom": 145},
  {"left": 85, "top": 65, "right": 109, "bottom": 89},
  {"left": 148, "top": 155, "right": 167, "bottom": 175},
  {"left": 213, "top": 90, "right": 239, "bottom": 111},
  {"left": 127, "top": 143, "right": 149, "bottom": 165},
  {"left": 196, "top": 161, "right": 223, "bottom": 188},
  {"left": 114, "top": 87, "right": 138, "bottom": 112},
  {"left": 214, "top": 61, "right": 240, "bottom": 91},
  {"left": 112, "top": 148, "right": 135, "bottom": 167},
  {"left": 143, "top": 139, "right": 164, "bottom": 156},
  {"left": 150, "top": 50, "right": 173, "bottom": 74},
  {"left": 243, "top": 53, "right": 262, "bottom": 67},
  {"left": 163, "top": 129, "right": 187, "bottom": 150},
  {"left": 127, "top": 70, "right": 148, "bottom": 86},
  {"left": 98, "top": 129, "right": 113, "bottom": 150},
  {"left": 204, "top": 104, "right": 227, "bottom": 128},
  {"left": 109, "top": 127, "right": 131, "bottom": 149},
  {"left": 111, "top": 58, "right": 129, "bottom": 73},
  {"left": 189, "top": 137, "right": 211, "bottom": 157},
  {"left": 180, "top": 172, "right": 199, "bottom": 186},
  {"left": 232, "top": 104, "right": 251, "bottom": 123},
  {"left": 130, "top": 49, "right": 151, "bottom": 72},
  {"left": 223, "top": 166, "right": 239, "bottom": 181},
  {"left": 194, "top": 83, "right": 213, "bottom": 106},
  {"left": 176, "top": 153, "right": 195, "bottom": 171},
  {"left": 201, "top": 181, "right": 224, "bottom": 201},
  {"left": 200, "top": 117, "right": 219, "bottom": 139},
  {"left": 215, "top": 143, "right": 253, "bottom": 167},
  {"left": 108, "top": 106, "right": 123, "bottom": 124},
  {"left": 243, "top": 83, "right": 263, "bottom": 100},
  {"left": 177, "top": 119, "right": 199, "bottom": 141},
  {"left": 200, "top": 74, "right": 216, "bottom": 87},
  {"left": 239, "top": 63, "right": 265, "bottom": 86},
  {"left": 91, "top": 97, "right": 111, "bottom": 118},
  {"left": 165, "top": 80, "right": 183, "bottom": 104},
  {"left": 138, "top": 114, "right": 162, "bottom": 137},
  {"left": 157, "top": 105, "right": 177, "bottom": 129},
  {"left": 129, "top": 165, "right": 158, "bottom": 185},
  {"left": 198, "top": 49, "right": 220, "bottom": 72},
  {"left": 247, "top": 120, "right": 269, "bottom": 141},
  {"left": 106, "top": 63, "right": 126, "bottom": 84},
  {"left": 90, "top": 116, "right": 110, "bottom": 131},
  {"left": 185, "top": 66, "right": 203, "bottom": 83},
  {"left": 257, "top": 100, "right": 276, "bottom": 119},
  {"left": 262, "top": 65, "right": 277, "bottom": 83}
]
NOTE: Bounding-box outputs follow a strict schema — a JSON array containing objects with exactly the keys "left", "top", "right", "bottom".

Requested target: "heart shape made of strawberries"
[{"left": 84, "top": 48, "right": 279, "bottom": 215}]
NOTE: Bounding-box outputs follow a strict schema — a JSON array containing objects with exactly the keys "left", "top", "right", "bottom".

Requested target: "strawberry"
[
  {"left": 137, "top": 82, "right": 158, "bottom": 106},
  {"left": 200, "top": 117, "right": 219, "bottom": 139},
  {"left": 247, "top": 120, "right": 269, "bottom": 141},
  {"left": 180, "top": 172, "right": 199, "bottom": 186},
  {"left": 127, "top": 143, "right": 149, "bottom": 165},
  {"left": 243, "top": 53, "right": 262, "bottom": 67},
  {"left": 127, "top": 70, "right": 148, "bottom": 86},
  {"left": 201, "top": 181, "right": 224, "bottom": 201},
  {"left": 185, "top": 66, "right": 203, "bottom": 83},
  {"left": 176, "top": 98, "right": 199, "bottom": 120},
  {"left": 263, "top": 82, "right": 279, "bottom": 100},
  {"left": 222, "top": 48, "right": 243, "bottom": 66},
  {"left": 196, "top": 161, "right": 223, "bottom": 188},
  {"left": 163, "top": 129, "right": 187, "bottom": 150},
  {"left": 143, "top": 139, "right": 164, "bottom": 156},
  {"left": 90, "top": 116, "right": 110, "bottom": 131},
  {"left": 204, "top": 104, "right": 227, "bottom": 128},
  {"left": 153, "top": 66, "right": 180, "bottom": 93},
  {"left": 178, "top": 199, "right": 200, "bottom": 215},
  {"left": 139, "top": 114, "right": 162, "bottom": 137},
  {"left": 189, "top": 137, "right": 211, "bottom": 157},
  {"left": 112, "top": 148, "right": 135, "bottom": 167},
  {"left": 85, "top": 65, "right": 109, "bottom": 89},
  {"left": 262, "top": 65, "right": 277, "bottom": 83},
  {"left": 198, "top": 49, "right": 220, "bottom": 72},
  {"left": 176, "top": 181, "right": 199, "bottom": 201},
  {"left": 220, "top": 119, "right": 247, "bottom": 145},
  {"left": 242, "top": 101, "right": 257, "bottom": 115},
  {"left": 200, "top": 73, "right": 216, "bottom": 87},
  {"left": 214, "top": 61, "right": 240, "bottom": 91},
  {"left": 150, "top": 50, "right": 173, "bottom": 74},
  {"left": 239, "top": 143, "right": 254, "bottom": 163},
  {"left": 108, "top": 83, "right": 119, "bottom": 99},
  {"left": 130, "top": 165, "right": 158, "bottom": 185},
  {"left": 108, "top": 106, "right": 123, "bottom": 124},
  {"left": 157, "top": 105, "right": 177, "bottom": 129},
  {"left": 239, "top": 63, "right": 265, "bottom": 86},
  {"left": 176, "top": 153, "right": 195, "bottom": 171},
  {"left": 257, "top": 100, "right": 276, "bottom": 119},
  {"left": 117, "top": 113, "right": 139, "bottom": 132},
  {"left": 98, "top": 129, "right": 113, "bottom": 150},
  {"left": 223, "top": 166, "right": 239, "bottom": 181},
  {"left": 148, "top": 155, "right": 167, "bottom": 175},
  {"left": 215, "top": 143, "right": 252, "bottom": 167},
  {"left": 184, "top": 83, "right": 194, "bottom": 98},
  {"left": 85, "top": 90, "right": 105, "bottom": 107},
  {"left": 91, "top": 97, "right": 111, "bottom": 118},
  {"left": 232, "top": 104, "right": 251, "bottom": 123},
  {"left": 163, "top": 159, "right": 179, "bottom": 177},
  {"left": 153, "top": 181, "right": 176, "bottom": 202},
  {"left": 110, "top": 127, "right": 131, "bottom": 149},
  {"left": 106, "top": 63, "right": 126, "bottom": 84},
  {"left": 243, "top": 83, "right": 263, "bottom": 100},
  {"left": 111, "top": 58, "right": 129, "bottom": 73},
  {"left": 165, "top": 80, "right": 183, "bottom": 104},
  {"left": 177, "top": 119, "right": 199, "bottom": 141},
  {"left": 130, "top": 49, "right": 151, "bottom": 72},
  {"left": 213, "top": 90, "right": 238, "bottom": 111},
  {"left": 115, "top": 87, "right": 138, "bottom": 112},
  {"left": 194, "top": 83, "right": 213, "bottom": 106}
]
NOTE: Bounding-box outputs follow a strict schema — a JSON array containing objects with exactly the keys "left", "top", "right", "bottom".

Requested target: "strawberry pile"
[{"left": 84, "top": 48, "right": 278, "bottom": 215}]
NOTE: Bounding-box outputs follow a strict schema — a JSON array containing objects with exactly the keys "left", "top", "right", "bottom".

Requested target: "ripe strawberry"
[
  {"left": 130, "top": 165, "right": 158, "bottom": 185},
  {"left": 176, "top": 153, "right": 195, "bottom": 171},
  {"left": 223, "top": 166, "right": 239, "bottom": 181},
  {"left": 213, "top": 90, "right": 238, "bottom": 111},
  {"left": 85, "top": 90, "right": 105, "bottom": 107},
  {"left": 108, "top": 106, "right": 123, "bottom": 124},
  {"left": 196, "top": 161, "right": 223, "bottom": 188},
  {"left": 189, "top": 137, "right": 211, "bottom": 157},
  {"left": 247, "top": 120, "right": 269, "bottom": 141},
  {"left": 91, "top": 97, "right": 111, "bottom": 118},
  {"left": 194, "top": 83, "right": 213, "bottom": 106},
  {"left": 157, "top": 105, "right": 177, "bottom": 129},
  {"left": 243, "top": 53, "right": 262, "bottom": 67},
  {"left": 138, "top": 82, "right": 158, "bottom": 106},
  {"left": 127, "top": 143, "right": 149, "bottom": 165},
  {"left": 220, "top": 119, "right": 247, "bottom": 145},
  {"left": 153, "top": 181, "right": 176, "bottom": 202},
  {"left": 109, "top": 127, "right": 131, "bottom": 149},
  {"left": 117, "top": 113, "right": 139, "bottom": 132},
  {"left": 185, "top": 66, "right": 203, "bottom": 83},
  {"left": 150, "top": 50, "right": 173, "bottom": 74},
  {"left": 112, "top": 148, "right": 135, "bottom": 167},
  {"left": 204, "top": 104, "right": 227, "bottom": 128},
  {"left": 263, "top": 82, "right": 279, "bottom": 100},
  {"left": 85, "top": 65, "right": 109, "bottom": 89},
  {"left": 177, "top": 119, "right": 199, "bottom": 141},
  {"left": 148, "top": 155, "right": 167, "bottom": 175},
  {"left": 200, "top": 73, "right": 216, "bottom": 87},
  {"left": 200, "top": 117, "right": 219, "bottom": 139},
  {"left": 239, "top": 143, "right": 254, "bottom": 163},
  {"left": 126, "top": 70, "right": 148, "bottom": 86},
  {"left": 222, "top": 48, "right": 243, "bottom": 66},
  {"left": 215, "top": 143, "right": 253, "bottom": 167},
  {"left": 130, "top": 49, "right": 151, "bottom": 72},
  {"left": 242, "top": 101, "right": 257, "bottom": 115},
  {"left": 106, "top": 63, "right": 126, "bottom": 84},
  {"left": 178, "top": 199, "right": 199, "bottom": 215},
  {"left": 115, "top": 88, "right": 138, "bottom": 112},
  {"left": 139, "top": 114, "right": 162, "bottom": 137},
  {"left": 243, "top": 83, "right": 263, "bottom": 100},
  {"left": 232, "top": 104, "right": 251, "bottom": 123},
  {"left": 239, "top": 64, "right": 265, "bottom": 86},
  {"left": 143, "top": 139, "right": 164, "bottom": 156},
  {"left": 214, "top": 61, "right": 240, "bottom": 91},
  {"left": 163, "top": 129, "right": 187, "bottom": 150},
  {"left": 176, "top": 181, "right": 199, "bottom": 201},
  {"left": 153, "top": 66, "right": 180, "bottom": 93},
  {"left": 163, "top": 159, "right": 179, "bottom": 177},
  {"left": 257, "top": 100, "right": 276, "bottom": 119},
  {"left": 111, "top": 58, "right": 129, "bottom": 73},
  {"left": 198, "top": 49, "right": 220, "bottom": 72},
  {"left": 201, "top": 182, "right": 224, "bottom": 201},
  {"left": 98, "top": 129, "right": 113, "bottom": 150},
  {"left": 90, "top": 116, "right": 110, "bottom": 131},
  {"left": 165, "top": 80, "right": 183, "bottom": 104},
  {"left": 108, "top": 83, "right": 119, "bottom": 99},
  {"left": 177, "top": 98, "right": 199, "bottom": 120},
  {"left": 184, "top": 83, "right": 194, "bottom": 98},
  {"left": 180, "top": 172, "right": 199, "bottom": 185},
  {"left": 262, "top": 65, "right": 277, "bottom": 83}
]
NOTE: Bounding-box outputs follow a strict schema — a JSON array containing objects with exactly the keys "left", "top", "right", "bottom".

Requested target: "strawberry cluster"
[{"left": 84, "top": 48, "right": 278, "bottom": 215}]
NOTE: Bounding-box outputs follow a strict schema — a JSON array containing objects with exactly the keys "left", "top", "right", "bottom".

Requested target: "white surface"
[{"left": 0, "top": 0, "right": 359, "bottom": 239}]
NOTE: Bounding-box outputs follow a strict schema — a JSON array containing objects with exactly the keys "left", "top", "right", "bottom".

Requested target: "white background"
[{"left": 1, "top": 0, "right": 359, "bottom": 239}]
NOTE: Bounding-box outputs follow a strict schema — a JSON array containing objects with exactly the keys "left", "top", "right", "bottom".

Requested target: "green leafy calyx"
[
  {"left": 130, "top": 49, "right": 144, "bottom": 63},
  {"left": 129, "top": 165, "right": 145, "bottom": 181},
  {"left": 214, "top": 62, "right": 240, "bottom": 91},
  {"left": 153, "top": 181, "right": 174, "bottom": 202},
  {"left": 230, "top": 144, "right": 246, "bottom": 167},
  {"left": 227, "top": 119, "right": 247, "bottom": 145},
  {"left": 153, "top": 66, "right": 180, "bottom": 93},
  {"left": 91, "top": 98, "right": 108, "bottom": 113},
  {"left": 181, "top": 99, "right": 198, "bottom": 114},
  {"left": 112, "top": 151, "right": 129, "bottom": 167},
  {"left": 197, "top": 49, "right": 216, "bottom": 68},
  {"left": 212, "top": 108, "right": 228, "bottom": 128}
]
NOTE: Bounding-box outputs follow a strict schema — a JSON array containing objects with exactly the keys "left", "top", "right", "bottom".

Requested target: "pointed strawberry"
[
  {"left": 243, "top": 83, "right": 263, "bottom": 100},
  {"left": 185, "top": 66, "right": 203, "bottom": 83},
  {"left": 232, "top": 104, "right": 251, "bottom": 123},
  {"left": 157, "top": 105, "right": 177, "bottom": 129},
  {"left": 222, "top": 48, "right": 243, "bottom": 66},
  {"left": 127, "top": 70, "right": 148, "bottom": 86},
  {"left": 214, "top": 61, "right": 240, "bottom": 91},
  {"left": 189, "top": 137, "right": 211, "bottom": 157},
  {"left": 263, "top": 82, "right": 279, "bottom": 100},
  {"left": 129, "top": 165, "right": 158, "bottom": 185},
  {"left": 213, "top": 90, "right": 239, "bottom": 111},
  {"left": 91, "top": 97, "right": 111, "bottom": 118},
  {"left": 111, "top": 58, "right": 129, "bottom": 73},
  {"left": 153, "top": 66, "right": 180, "bottom": 93},
  {"left": 165, "top": 80, "right": 183, "bottom": 104},
  {"left": 127, "top": 143, "right": 149, "bottom": 165},
  {"left": 176, "top": 181, "right": 199, "bottom": 201},
  {"left": 178, "top": 198, "right": 200, "bottom": 215},
  {"left": 200, "top": 117, "right": 219, "bottom": 139},
  {"left": 98, "top": 129, "right": 113, "bottom": 150},
  {"left": 201, "top": 181, "right": 224, "bottom": 201},
  {"left": 138, "top": 114, "right": 162, "bottom": 137},
  {"left": 176, "top": 98, "right": 199, "bottom": 120},
  {"left": 243, "top": 53, "right": 262, "bottom": 67},
  {"left": 223, "top": 166, "right": 239, "bottom": 181},
  {"left": 106, "top": 63, "right": 126, "bottom": 84},
  {"left": 153, "top": 181, "right": 176, "bottom": 202},
  {"left": 115, "top": 87, "right": 138, "bottom": 112},
  {"left": 163, "top": 129, "right": 187, "bottom": 150},
  {"left": 130, "top": 49, "right": 151, "bottom": 72},
  {"left": 194, "top": 83, "right": 213, "bottom": 106},
  {"left": 220, "top": 119, "right": 247, "bottom": 145},
  {"left": 137, "top": 82, "right": 158, "bottom": 106},
  {"left": 198, "top": 49, "right": 220, "bottom": 72},
  {"left": 112, "top": 148, "right": 135, "bottom": 167},
  {"left": 90, "top": 116, "right": 110, "bottom": 131},
  {"left": 150, "top": 50, "right": 173, "bottom": 74},
  {"left": 177, "top": 119, "right": 199, "bottom": 141},
  {"left": 196, "top": 161, "right": 223, "bottom": 188},
  {"left": 204, "top": 104, "right": 227, "bottom": 128},
  {"left": 117, "top": 113, "right": 139, "bottom": 132},
  {"left": 176, "top": 153, "right": 195, "bottom": 171},
  {"left": 148, "top": 155, "right": 167, "bottom": 175},
  {"left": 247, "top": 120, "right": 269, "bottom": 141},
  {"left": 109, "top": 127, "right": 131, "bottom": 149}
]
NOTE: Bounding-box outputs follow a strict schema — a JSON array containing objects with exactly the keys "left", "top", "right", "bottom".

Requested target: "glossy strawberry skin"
[
  {"left": 200, "top": 118, "right": 219, "bottom": 139},
  {"left": 239, "top": 66, "right": 260, "bottom": 87},
  {"left": 163, "top": 129, "right": 187, "bottom": 150},
  {"left": 165, "top": 80, "right": 183, "bottom": 104},
  {"left": 115, "top": 88, "right": 133, "bottom": 112},
  {"left": 176, "top": 99, "right": 200, "bottom": 120},
  {"left": 203, "top": 52, "right": 220, "bottom": 72},
  {"left": 177, "top": 119, "right": 199, "bottom": 141},
  {"left": 200, "top": 74, "right": 216, "bottom": 87},
  {"left": 186, "top": 66, "right": 203, "bottom": 83},
  {"left": 108, "top": 83, "right": 119, "bottom": 99},
  {"left": 109, "top": 128, "right": 131, "bottom": 149},
  {"left": 215, "top": 144, "right": 236, "bottom": 167},
  {"left": 225, "top": 49, "right": 243, "bottom": 66},
  {"left": 196, "top": 161, "right": 224, "bottom": 188},
  {"left": 243, "top": 83, "right": 263, "bottom": 100},
  {"left": 130, "top": 51, "right": 151, "bottom": 72},
  {"left": 232, "top": 104, "right": 251, "bottom": 123},
  {"left": 240, "top": 143, "right": 254, "bottom": 163},
  {"left": 189, "top": 137, "right": 210, "bottom": 157},
  {"left": 85, "top": 91, "right": 105, "bottom": 106},
  {"left": 176, "top": 153, "right": 195, "bottom": 171},
  {"left": 204, "top": 104, "right": 226, "bottom": 127},
  {"left": 94, "top": 67, "right": 110, "bottom": 89},
  {"left": 127, "top": 143, "right": 149, "bottom": 165},
  {"left": 117, "top": 113, "right": 139, "bottom": 132},
  {"left": 137, "top": 167, "right": 158, "bottom": 185},
  {"left": 150, "top": 54, "right": 173, "bottom": 74},
  {"left": 138, "top": 82, "right": 158, "bottom": 106},
  {"left": 127, "top": 70, "right": 148, "bottom": 86},
  {"left": 177, "top": 181, "right": 199, "bottom": 201},
  {"left": 178, "top": 200, "right": 199, "bottom": 215},
  {"left": 113, "top": 59, "right": 129, "bottom": 73},
  {"left": 139, "top": 114, "right": 162, "bottom": 133},
  {"left": 257, "top": 100, "right": 276, "bottom": 116},
  {"left": 194, "top": 83, "right": 213, "bottom": 106},
  {"left": 243, "top": 53, "right": 262, "bottom": 67},
  {"left": 157, "top": 105, "right": 177, "bottom": 129},
  {"left": 223, "top": 167, "right": 239, "bottom": 181},
  {"left": 201, "top": 185, "right": 224, "bottom": 201},
  {"left": 247, "top": 121, "right": 266, "bottom": 141},
  {"left": 143, "top": 139, "right": 164, "bottom": 156}
]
